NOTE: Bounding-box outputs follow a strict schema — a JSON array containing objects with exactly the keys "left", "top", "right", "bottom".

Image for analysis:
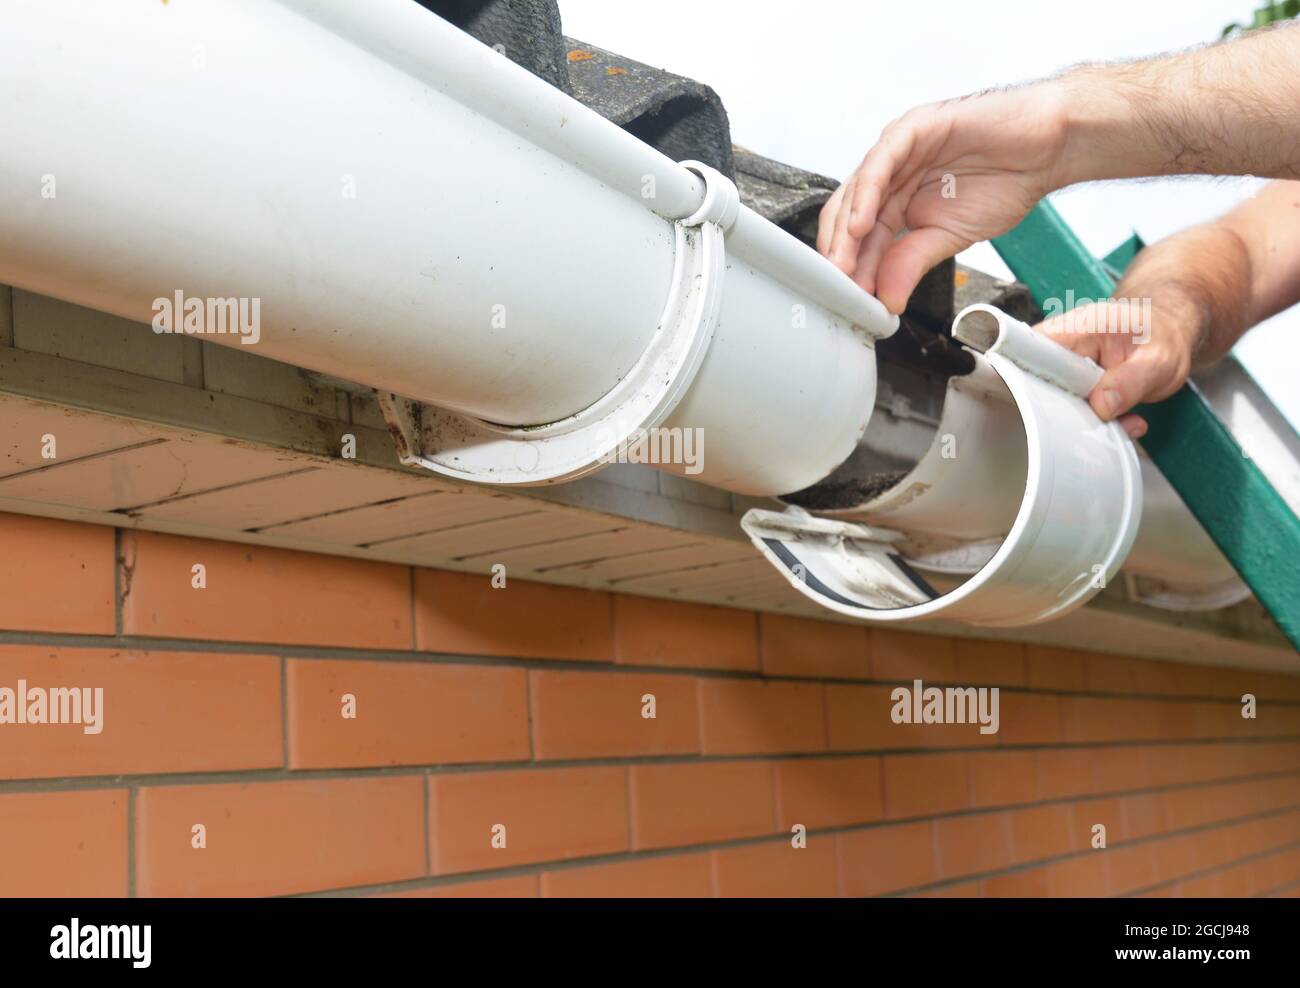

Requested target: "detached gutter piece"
[
  {"left": 994, "top": 201, "right": 1296, "bottom": 646},
  {"left": 742, "top": 305, "right": 1143, "bottom": 626}
]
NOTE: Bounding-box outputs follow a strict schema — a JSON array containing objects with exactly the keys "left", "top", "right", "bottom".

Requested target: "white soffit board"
[{"left": 0, "top": 393, "right": 1292, "bottom": 671}]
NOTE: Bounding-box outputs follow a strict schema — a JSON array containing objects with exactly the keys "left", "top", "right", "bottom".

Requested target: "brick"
[
  {"left": 870, "top": 629, "right": 957, "bottom": 683},
  {"left": 1172, "top": 873, "right": 1220, "bottom": 896},
  {"left": 1055, "top": 696, "right": 1118, "bottom": 738},
  {"left": 613, "top": 596, "right": 757, "bottom": 672},
  {"left": 1085, "top": 745, "right": 1152, "bottom": 794},
  {"left": 287, "top": 659, "right": 529, "bottom": 769},
  {"left": 953, "top": 639, "right": 1026, "bottom": 687},
  {"left": 1009, "top": 804, "right": 1074, "bottom": 865},
  {"left": 982, "top": 868, "right": 1050, "bottom": 897},
  {"left": 1258, "top": 675, "right": 1300, "bottom": 703},
  {"left": 1120, "top": 793, "right": 1168, "bottom": 841},
  {"left": 1070, "top": 798, "right": 1124, "bottom": 846},
  {"left": 631, "top": 761, "right": 775, "bottom": 849},
  {"left": 774, "top": 756, "right": 883, "bottom": 830},
  {"left": 414, "top": 569, "right": 611, "bottom": 661},
  {"left": 1024, "top": 644, "right": 1090, "bottom": 692},
  {"left": 1176, "top": 665, "right": 1242, "bottom": 699},
  {"left": 0, "top": 790, "right": 127, "bottom": 896},
  {"left": 1141, "top": 884, "right": 1177, "bottom": 898},
  {"left": 828, "top": 680, "right": 998, "bottom": 752},
  {"left": 916, "top": 880, "right": 981, "bottom": 897},
  {"left": 1035, "top": 749, "right": 1099, "bottom": 800},
  {"left": 136, "top": 777, "right": 425, "bottom": 896},
  {"left": 935, "top": 811, "right": 1013, "bottom": 879},
  {"left": 918, "top": 715, "right": 1001, "bottom": 750},
  {"left": 1060, "top": 696, "right": 1161, "bottom": 744},
  {"left": 697, "top": 679, "right": 825, "bottom": 755},
  {"left": 838, "top": 822, "right": 937, "bottom": 896},
  {"left": 429, "top": 766, "right": 627, "bottom": 874},
  {"left": 1230, "top": 810, "right": 1300, "bottom": 859},
  {"left": 1152, "top": 832, "right": 1203, "bottom": 884},
  {"left": 541, "top": 853, "right": 712, "bottom": 897},
  {"left": 1214, "top": 866, "right": 1254, "bottom": 897},
  {"left": 529, "top": 669, "right": 698, "bottom": 759},
  {"left": 1152, "top": 700, "right": 1200, "bottom": 740},
  {"left": 381, "top": 876, "right": 538, "bottom": 898},
  {"left": 0, "top": 646, "right": 281, "bottom": 779},
  {"left": 997, "top": 692, "right": 1062, "bottom": 746},
  {"left": 1145, "top": 744, "right": 1205, "bottom": 788},
  {"left": 883, "top": 753, "right": 969, "bottom": 819},
  {"left": 0, "top": 514, "right": 114, "bottom": 634},
  {"left": 1046, "top": 854, "right": 1110, "bottom": 896},
  {"left": 1087, "top": 653, "right": 1175, "bottom": 695},
  {"left": 1187, "top": 826, "right": 1235, "bottom": 873},
  {"left": 1161, "top": 787, "right": 1218, "bottom": 831},
  {"left": 121, "top": 531, "right": 411, "bottom": 649},
  {"left": 1192, "top": 701, "right": 1243, "bottom": 740},
  {"left": 713, "top": 839, "right": 838, "bottom": 897},
  {"left": 758, "top": 614, "right": 869, "bottom": 680},
  {"left": 968, "top": 751, "right": 1037, "bottom": 809},
  {"left": 825, "top": 684, "right": 911, "bottom": 751},
  {"left": 1106, "top": 844, "right": 1159, "bottom": 895}
]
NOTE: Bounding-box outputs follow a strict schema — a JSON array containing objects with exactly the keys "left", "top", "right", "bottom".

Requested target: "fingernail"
[
  {"left": 1099, "top": 389, "right": 1123, "bottom": 419},
  {"left": 850, "top": 208, "right": 858, "bottom": 222},
  {"left": 1126, "top": 420, "right": 1148, "bottom": 440}
]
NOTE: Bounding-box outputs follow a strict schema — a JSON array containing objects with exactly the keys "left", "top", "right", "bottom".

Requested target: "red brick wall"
[{"left": 1, "top": 512, "right": 1299, "bottom": 897}]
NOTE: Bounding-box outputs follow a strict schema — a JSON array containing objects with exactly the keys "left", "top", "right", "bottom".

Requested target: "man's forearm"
[
  {"left": 1115, "top": 220, "right": 1251, "bottom": 371},
  {"left": 1050, "top": 24, "right": 1300, "bottom": 189},
  {"left": 1222, "top": 180, "right": 1300, "bottom": 328},
  {"left": 1114, "top": 180, "right": 1300, "bottom": 368}
]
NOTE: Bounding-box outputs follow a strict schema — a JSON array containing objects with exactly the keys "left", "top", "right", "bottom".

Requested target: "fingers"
[
  {"left": 873, "top": 225, "right": 968, "bottom": 314},
  {"left": 850, "top": 220, "right": 898, "bottom": 296},
  {"left": 820, "top": 113, "right": 921, "bottom": 274},
  {"left": 1087, "top": 344, "right": 1188, "bottom": 421},
  {"left": 1119, "top": 413, "right": 1148, "bottom": 441},
  {"left": 846, "top": 115, "right": 919, "bottom": 240},
  {"left": 816, "top": 184, "right": 845, "bottom": 258},
  {"left": 828, "top": 172, "right": 861, "bottom": 273},
  {"left": 1034, "top": 300, "right": 1192, "bottom": 429},
  {"left": 1036, "top": 303, "right": 1099, "bottom": 346}
]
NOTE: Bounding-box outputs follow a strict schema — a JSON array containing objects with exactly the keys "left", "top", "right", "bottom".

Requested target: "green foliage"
[{"left": 1222, "top": 0, "right": 1300, "bottom": 37}]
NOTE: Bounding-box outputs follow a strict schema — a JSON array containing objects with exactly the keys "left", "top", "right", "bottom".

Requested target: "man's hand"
[
  {"left": 817, "top": 84, "right": 1071, "bottom": 315},
  {"left": 819, "top": 24, "right": 1300, "bottom": 317},
  {"left": 1032, "top": 180, "right": 1300, "bottom": 437},
  {"left": 1036, "top": 296, "right": 1205, "bottom": 441}
]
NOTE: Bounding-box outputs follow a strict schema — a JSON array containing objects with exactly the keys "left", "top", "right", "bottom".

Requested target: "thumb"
[
  {"left": 1088, "top": 347, "right": 1179, "bottom": 421},
  {"left": 874, "top": 226, "right": 969, "bottom": 314},
  {"left": 1034, "top": 303, "right": 1108, "bottom": 362}
]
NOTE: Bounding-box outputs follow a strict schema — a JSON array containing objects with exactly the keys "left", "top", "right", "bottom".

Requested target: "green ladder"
[{"left": 992, "top": 201, "right": 1300, "bottom": 651}]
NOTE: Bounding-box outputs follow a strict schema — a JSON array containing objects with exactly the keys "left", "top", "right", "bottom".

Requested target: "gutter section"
[
  {"left": 0, "top": 0, "right": 1261, "bottom": 628},
  {"left": 0, "top": 0, "right": 895, "bottom": 498}
]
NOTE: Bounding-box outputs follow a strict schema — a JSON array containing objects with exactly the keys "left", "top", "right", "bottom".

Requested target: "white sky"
[{"left": 560, "top": 0, "right": 1298, "bottom": 426}]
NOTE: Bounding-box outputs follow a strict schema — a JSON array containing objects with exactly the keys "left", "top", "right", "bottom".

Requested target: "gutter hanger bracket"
[{"left": 379, "top": 160, "right": 739, "bottom": 486}]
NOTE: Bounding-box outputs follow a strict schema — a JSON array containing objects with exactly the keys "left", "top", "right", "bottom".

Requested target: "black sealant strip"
[{"left": 886, "top": 553, "right": 941, "bottom": 600}]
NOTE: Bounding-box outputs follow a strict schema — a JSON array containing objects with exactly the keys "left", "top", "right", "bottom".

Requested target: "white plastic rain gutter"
[
  {"left": 0, "top": 0, "right": 1247, "bottom": 626},
  {"left": 0, "top": 0, "right": 894, "bottom": 497}
]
